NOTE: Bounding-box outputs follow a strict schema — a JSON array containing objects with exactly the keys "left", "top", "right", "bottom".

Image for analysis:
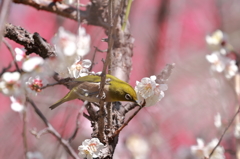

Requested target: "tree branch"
[
  {"left": 26, "top": 97, "right": 80, "bottom": 159},
  {"left": 13, "top": 0, "right": 109, "bottom": 28},
  {"left": 2, "top": 39, "right": 21, "bottom": 71},
  {"left": 4, "top": 23, "right": 55, "bottom": 58}
]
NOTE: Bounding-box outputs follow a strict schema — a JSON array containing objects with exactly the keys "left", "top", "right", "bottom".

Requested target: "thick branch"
[
  {"left": 13, "top": 0, "right": 109, "bottom": 28},
  {"left": 4, "top": 23, "right": 55, "bottom": 58}
]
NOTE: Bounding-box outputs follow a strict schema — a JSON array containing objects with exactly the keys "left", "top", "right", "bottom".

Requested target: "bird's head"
[{"left": 108, "top": 80, "right": 137, "bottom": 103}]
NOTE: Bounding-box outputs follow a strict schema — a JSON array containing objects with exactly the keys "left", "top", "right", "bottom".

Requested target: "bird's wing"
[
  {"left": 73, "top": 75, "right": 102, "bottom": 83},
  {"left": 73, "top": 75, "right": 113, "bottom": 84},
  {"left": 74, "top": 81, "right": 111, "bottom": 102}
]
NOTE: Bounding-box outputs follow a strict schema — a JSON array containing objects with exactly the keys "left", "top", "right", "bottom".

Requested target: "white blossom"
[
  {"left": 78, "top": 138, "right": 104, "bottom": 159},
  {"left": 191, "top": 138, "right": 225, "bottom": 159},
  {"left": 135, "top": 75, "right": 167, "bottom": 107},
  {"left": 51, "top": 27, "right": 91, "bottom": 78},
  {"left": 0, "top": 72, "right": 22, "bottom": 96},
  {"left": 76, "top": 27, "right": 91, "bottom": 57},
  {"left": 22, "top": 56, "right": 44, "bottom": 72},
  {"left": 15, "top": 48, "right": 27, "bottom": 61},
  {"left": 126, "top": 135, "right": 149, "bottom": 159},
  {"left": 214, "top": 113, "right": 222, "bottom": 128},
  {"left": 206, "top": 30, "right": 226, "bottom": 46},
  {"left": 53, "top": 27, "right": 90, "bottom": 58},
  {"left": 206, "top": 52, "right": 227, "bottom": 73},
  {"left": 206, "top": 51, "right": 238, "bottom": 79},
  {"left": 22, "top": 56, "right": 54, "bottom": 78},
  {"left": 191, "top": 138, "right": 205, "bottom": 158},
  {"left": 10, "top": 96, "right": 25, "bottom": 112},
  {"left": 68, "top": 58, "right": 91, "bottom": 78},
  {"left": 224, "top": 60, "right": 238, "bottom": 79},
  {"left": 204, "top": 139, "right": 225, "bottom": 159}
]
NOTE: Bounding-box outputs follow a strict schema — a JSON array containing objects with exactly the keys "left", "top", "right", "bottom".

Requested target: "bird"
[{"left": 49, "top": 74, "right": 137, "bottom": 109}]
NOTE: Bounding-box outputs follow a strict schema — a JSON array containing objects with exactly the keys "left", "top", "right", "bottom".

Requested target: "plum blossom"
[
  {"left": 51, "top": 27, "right": 91, "bottom": 78},
  {"left": 206, "top": 52, "right": 227, "bottom": 73},
  {"left": 15, "top": 48, "right": 27, "bottom": 61},
  {"left": 206, "top": 51, "right": 238, "bottom": 79},
  {"left": 191, "top": 138, "right": 225, "bottom": 159},
  {"left": 10, "top": 96, "right": 25, "bottom": 112},
  {"left": 191, "top": 138, "right": 205, "bottom": 158},
  {"left": 22, "top": 56, "right": 44, "bottom": 72},
  {"left": 22, "top": 56, "right": 54, "bottom": 78},
  {"left": 78, "top": 138, "right": 104, "bottom": 159},
  {"left": 206, "top": 30, "right": 226, "bottom": 47},
  {"left": 25, "top": 76, "right": 45, "bottom": 94},
  {"left": 68, "top": 58, "right": 92, "bottom": 78},
  {"left": 53, "top": 27, "right": 90, "bottom": 58},
  {"left": 0, "top": 72, "right": 22, "bottom": 96},
  {"left": 224, "top": 60, "right": 238, "bottom": 79},
  {"left": 126, "top": 135, "right": 149, "bottom": 159},
  {"left": 135, "top": 75, "right": 167, "bottom": 107}
]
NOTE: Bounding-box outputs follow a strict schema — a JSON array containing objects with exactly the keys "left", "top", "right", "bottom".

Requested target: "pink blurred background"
[{"left": 1, "top": 0, "right": 240, "bottom": 158}]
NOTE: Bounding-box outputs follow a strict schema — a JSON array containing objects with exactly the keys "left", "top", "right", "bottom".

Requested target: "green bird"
[{"left": 49, "top": 74, "right": 137, "bottom": 109}]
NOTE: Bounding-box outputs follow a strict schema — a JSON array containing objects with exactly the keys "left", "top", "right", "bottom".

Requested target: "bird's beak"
[{"left": 134, "top": 100, "right": 140, "bottom": 106}]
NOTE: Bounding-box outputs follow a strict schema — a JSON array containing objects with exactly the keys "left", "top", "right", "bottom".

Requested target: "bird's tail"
[
  {"left": 49, "top": 89, "right": 79, "bottom": 110},
  {"left": 49, "top": 99, "right": 66, "bottom": 110}
]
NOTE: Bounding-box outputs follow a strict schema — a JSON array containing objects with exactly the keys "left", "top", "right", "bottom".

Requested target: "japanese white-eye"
[{"left": 49, "top": 74, "right": 137, "bottom": 109}]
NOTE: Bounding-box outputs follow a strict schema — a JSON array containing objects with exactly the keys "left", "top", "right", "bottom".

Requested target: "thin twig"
[
  {"left": 2, "top": 39, "right": 21, "bottom": 72},
  {"left": 22, "top": 108, "right": 28, "bottom": 157},
  {"left": 112, "top": 105, "right": 143, "bottom": 137},
  {"left": 40, "top": 82, "right": 61, "bottom": 90},
  {"left": 0, "top": 62, "right": 12, "bottom": 77},
  {"left": 95, "top": 47, "right": 107, "bottom": 53},
  {"left": 83, "top": 112, "right": 91, "bottom": 121},
  {"left": 30, "top": 127, "right": 49, "bottom": 138},
  {"left": 89, "top": 47, "right": 98, "bottom": 72},
  {"left": 69, "top": 105, "right": 85, "bottom": 142},
  {"left": 209, "top": 106, "right": 240, "bottom": 158},
  {"left": 26, "top": 97, "right": 80, "bottom": 159}
]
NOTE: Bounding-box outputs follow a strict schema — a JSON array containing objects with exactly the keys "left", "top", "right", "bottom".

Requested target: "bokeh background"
[{"left": 1, "top": 0, "right": 240, "bottom": 158}]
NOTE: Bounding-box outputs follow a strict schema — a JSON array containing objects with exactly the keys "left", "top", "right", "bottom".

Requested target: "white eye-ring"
[{"left": 125, "top": 94, "right": 132, "bottom": 100}]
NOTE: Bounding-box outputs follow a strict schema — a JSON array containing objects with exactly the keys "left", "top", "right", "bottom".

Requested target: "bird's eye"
[{"left": 125, "top": 94, "right": 132, "bottom": 100}]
